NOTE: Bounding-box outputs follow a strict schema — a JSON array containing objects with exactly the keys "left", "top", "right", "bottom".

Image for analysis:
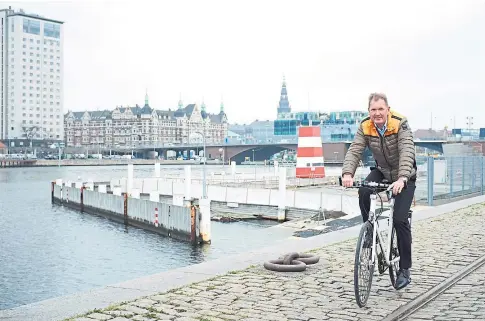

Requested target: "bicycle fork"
[{"left": 370, "top": 194, "right": 378, "bottom": 267}]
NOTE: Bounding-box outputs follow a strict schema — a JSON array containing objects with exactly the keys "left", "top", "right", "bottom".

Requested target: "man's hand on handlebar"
[
  {"left": 392, "top": 177, "right": 407, "bottom": 195},
  {"left": 342, "top": 174, "right": 354, "bottom": 188}
]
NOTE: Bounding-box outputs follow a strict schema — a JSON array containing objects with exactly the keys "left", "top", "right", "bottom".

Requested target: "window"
[
  {"left": 23, "top": 19, "right": 40, "bottom": 35},
  {"left": 44, "top": 23, "right": 60, "bottom": 38}
]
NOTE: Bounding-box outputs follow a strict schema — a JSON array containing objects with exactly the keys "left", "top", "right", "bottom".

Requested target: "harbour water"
[{"left": 0, "top": 164, "right": 302, "bottom": 310}]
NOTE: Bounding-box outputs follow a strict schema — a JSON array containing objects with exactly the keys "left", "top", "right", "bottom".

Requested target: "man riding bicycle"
[{"left": 341, "top": 92, "right": 417, "bottom": 290}]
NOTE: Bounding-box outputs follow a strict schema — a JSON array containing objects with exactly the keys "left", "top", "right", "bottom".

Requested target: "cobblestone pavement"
[
  {"left": 406, "top": 264, "right": 485, "bottom": 321},
  {"left": 67, "top": 203, "right": 485, "bottom": 321}
]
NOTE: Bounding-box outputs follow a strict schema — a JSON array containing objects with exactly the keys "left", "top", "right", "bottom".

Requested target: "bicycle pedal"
[{"left": 377, "top": 252, "right": 387, "bottom": 275}]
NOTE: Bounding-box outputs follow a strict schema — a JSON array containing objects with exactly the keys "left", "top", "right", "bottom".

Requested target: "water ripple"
[{"left": 0, "top": 165, "right": 291, "bottom": 310}]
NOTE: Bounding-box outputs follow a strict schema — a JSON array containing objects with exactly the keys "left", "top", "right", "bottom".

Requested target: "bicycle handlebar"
[{"left": 338, "top": 177, "right": 395, "bottom": 190}]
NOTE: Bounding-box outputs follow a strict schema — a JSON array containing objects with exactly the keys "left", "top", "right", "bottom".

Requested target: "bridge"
[{"left": 104, "top": 140, "right": 449, "bottom": 164}]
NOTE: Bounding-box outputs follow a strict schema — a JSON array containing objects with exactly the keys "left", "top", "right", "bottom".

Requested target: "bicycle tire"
[
  {"left": 388, "top": 226, "right": 400, "bottom": 289},
  {"left": 354, "top": 221, "right": 375, "bottom": 308}
]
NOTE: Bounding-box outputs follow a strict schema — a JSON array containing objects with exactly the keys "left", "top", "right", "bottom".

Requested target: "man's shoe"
[{"left": 395, "top": 269, "right": 411, "bottom": 290}]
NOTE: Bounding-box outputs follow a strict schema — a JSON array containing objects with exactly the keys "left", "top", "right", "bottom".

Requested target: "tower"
[
  {"left": 0, "top": 7, "right": 64, "bottom": 142},
  {"left": 277, "top": 75, "right": 291, "bottom": 117}
]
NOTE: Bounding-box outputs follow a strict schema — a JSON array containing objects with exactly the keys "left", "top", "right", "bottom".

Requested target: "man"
[{"left": 341, "top": 92, "right": 417, "bottom": 290}]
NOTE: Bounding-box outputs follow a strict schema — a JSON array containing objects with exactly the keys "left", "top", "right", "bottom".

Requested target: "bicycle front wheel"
[
  {"left": 354, "top": 221, "right": 375, "bottom": 308},
  {"left": 388, "top": 226, "right": 400, "bottom": 289}
]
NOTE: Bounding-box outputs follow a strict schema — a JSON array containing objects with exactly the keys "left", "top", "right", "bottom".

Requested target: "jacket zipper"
[{"left": 379, "top": 133, "right": 394, "bottom": 182}]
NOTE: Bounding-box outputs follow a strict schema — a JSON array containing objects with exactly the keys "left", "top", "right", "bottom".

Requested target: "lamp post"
[{"left": 193, "top": 126, "right": 207, "bottom": 198}]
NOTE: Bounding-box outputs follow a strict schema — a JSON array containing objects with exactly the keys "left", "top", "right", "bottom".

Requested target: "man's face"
[{"left": 369, "top": 98, "right": 389, "bottom": 127}]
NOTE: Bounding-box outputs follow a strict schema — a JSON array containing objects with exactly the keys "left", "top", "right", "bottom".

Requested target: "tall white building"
[{"left": 0, "top": 7, "right": 64, "bottom": 144}]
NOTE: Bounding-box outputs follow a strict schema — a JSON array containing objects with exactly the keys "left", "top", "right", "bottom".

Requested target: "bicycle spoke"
[{"left": 354, "top": 222, "right": 375, "bottom": 307}]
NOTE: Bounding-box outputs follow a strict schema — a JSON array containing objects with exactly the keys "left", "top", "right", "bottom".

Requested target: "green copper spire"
[
  {"left": 178, "top": 93, "right": 183, "bottom": 109},
  {"left": 220, "top": 99, "right": 224, "bottom": 113},
  {"left": 201, "top": 97, "right": 206, "bottom": 112},
  {"left": 145, "top": 89, "right": 149, "bottom": 106}
]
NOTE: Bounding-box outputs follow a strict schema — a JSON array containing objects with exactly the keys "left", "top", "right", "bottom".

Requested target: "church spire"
[
  {"left": 277, "top": 75, "right": 291, "bottom": 116},
  {"left": 145, "top": 89, "right": 149, "bottom": 106}
]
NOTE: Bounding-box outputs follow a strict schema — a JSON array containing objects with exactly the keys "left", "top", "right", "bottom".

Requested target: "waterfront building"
[
  {"left": 64, "top": 94, "right": 228, "bottom": 148},
  {"left": 273, "top": 77, "right": 367, "bottom": 142},
  {"left": 0, "top": 6, "right": 64, "bottom": 144}
]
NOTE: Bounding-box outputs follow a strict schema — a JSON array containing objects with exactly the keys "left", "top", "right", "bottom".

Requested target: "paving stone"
[{"left": 63, "top": 203, "right": 485, "bottom": 321}]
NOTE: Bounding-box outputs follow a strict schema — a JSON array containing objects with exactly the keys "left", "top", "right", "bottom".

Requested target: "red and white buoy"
[
  {"left": 154, "top": 207, "right": 159, "bottom": 227},
  {"left": 296, "top": 126, "right": 325, "bottom": 178}
]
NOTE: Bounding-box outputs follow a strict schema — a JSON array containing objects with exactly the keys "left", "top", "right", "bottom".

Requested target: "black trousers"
[{"left": 358, "top": 169, "right": 415, "bottom": 269}]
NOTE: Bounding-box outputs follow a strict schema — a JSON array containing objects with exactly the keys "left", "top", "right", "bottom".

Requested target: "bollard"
[
  {"left": 231, "top": 161, "right": 236, "bottom": 177},
  {"left": 155, "top": 162, "right": 161, "bottom": 178},
  {"left": 274, "top": 160, "right": 279, "bottom": 176},
  {"left": 199, "top": 198, "right": 211, "bottom": 244},
  {"left": 278, "top": 167, "right": 287, "bottom": 221},
  {"left": 154, "top": 207, "right": 159, "bottom": 227}
]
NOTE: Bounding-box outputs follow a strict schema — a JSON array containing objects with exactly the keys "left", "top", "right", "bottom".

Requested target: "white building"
[{"left": 0, "top": 7, "right": 64, "bottom": 144}]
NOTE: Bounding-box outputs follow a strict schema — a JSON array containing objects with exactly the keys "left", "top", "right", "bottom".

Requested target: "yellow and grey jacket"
[{"left": 342, "top": 110, "right": 416, "bottom": 182}]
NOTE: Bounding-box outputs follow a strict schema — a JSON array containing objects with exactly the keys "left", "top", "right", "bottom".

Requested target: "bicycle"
[{"left": 339, "top": 178, "right": 412, "bottom": 308}]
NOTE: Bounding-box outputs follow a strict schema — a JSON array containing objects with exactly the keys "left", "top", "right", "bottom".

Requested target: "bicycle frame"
[{"left": 368, "top": 190, "right": 400, "bottom": 268}]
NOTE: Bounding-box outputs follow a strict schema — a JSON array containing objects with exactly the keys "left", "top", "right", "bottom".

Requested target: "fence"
[
  {"left": 417, "top": 156, "right": 485, "bottom": 205},
  {"left": 50, "top": 181, "right": 202, "bottom": 243}
]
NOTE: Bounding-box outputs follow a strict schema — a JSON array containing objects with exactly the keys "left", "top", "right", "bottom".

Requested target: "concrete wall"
[{"left": 51, "top": 181, "right": 203, "bottom": 243}]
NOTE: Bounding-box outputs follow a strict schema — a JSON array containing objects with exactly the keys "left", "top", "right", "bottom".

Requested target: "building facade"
[
  {"left": 1, "top": 7, "right": 64, "bottom": 143},
  {"left": 64, "top": 95, "right": 228, "bottom": 148}
]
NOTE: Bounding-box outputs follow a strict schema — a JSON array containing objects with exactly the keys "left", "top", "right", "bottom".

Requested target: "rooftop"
[{"left": 4, "top": 7, "right": 64, "bottom": 24}]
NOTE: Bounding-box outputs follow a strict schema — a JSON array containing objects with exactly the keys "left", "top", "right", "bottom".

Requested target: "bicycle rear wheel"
[
  {"left": 388, "top": 226, "right": 400, "bottom": 289},
  {"left": 354, "top": 221, "right": 375, "bottom": 308}
]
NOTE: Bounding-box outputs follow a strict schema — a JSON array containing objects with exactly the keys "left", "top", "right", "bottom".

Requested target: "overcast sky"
[{"left": 7, "top": 0, "right": 485, "bottom": 130}]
